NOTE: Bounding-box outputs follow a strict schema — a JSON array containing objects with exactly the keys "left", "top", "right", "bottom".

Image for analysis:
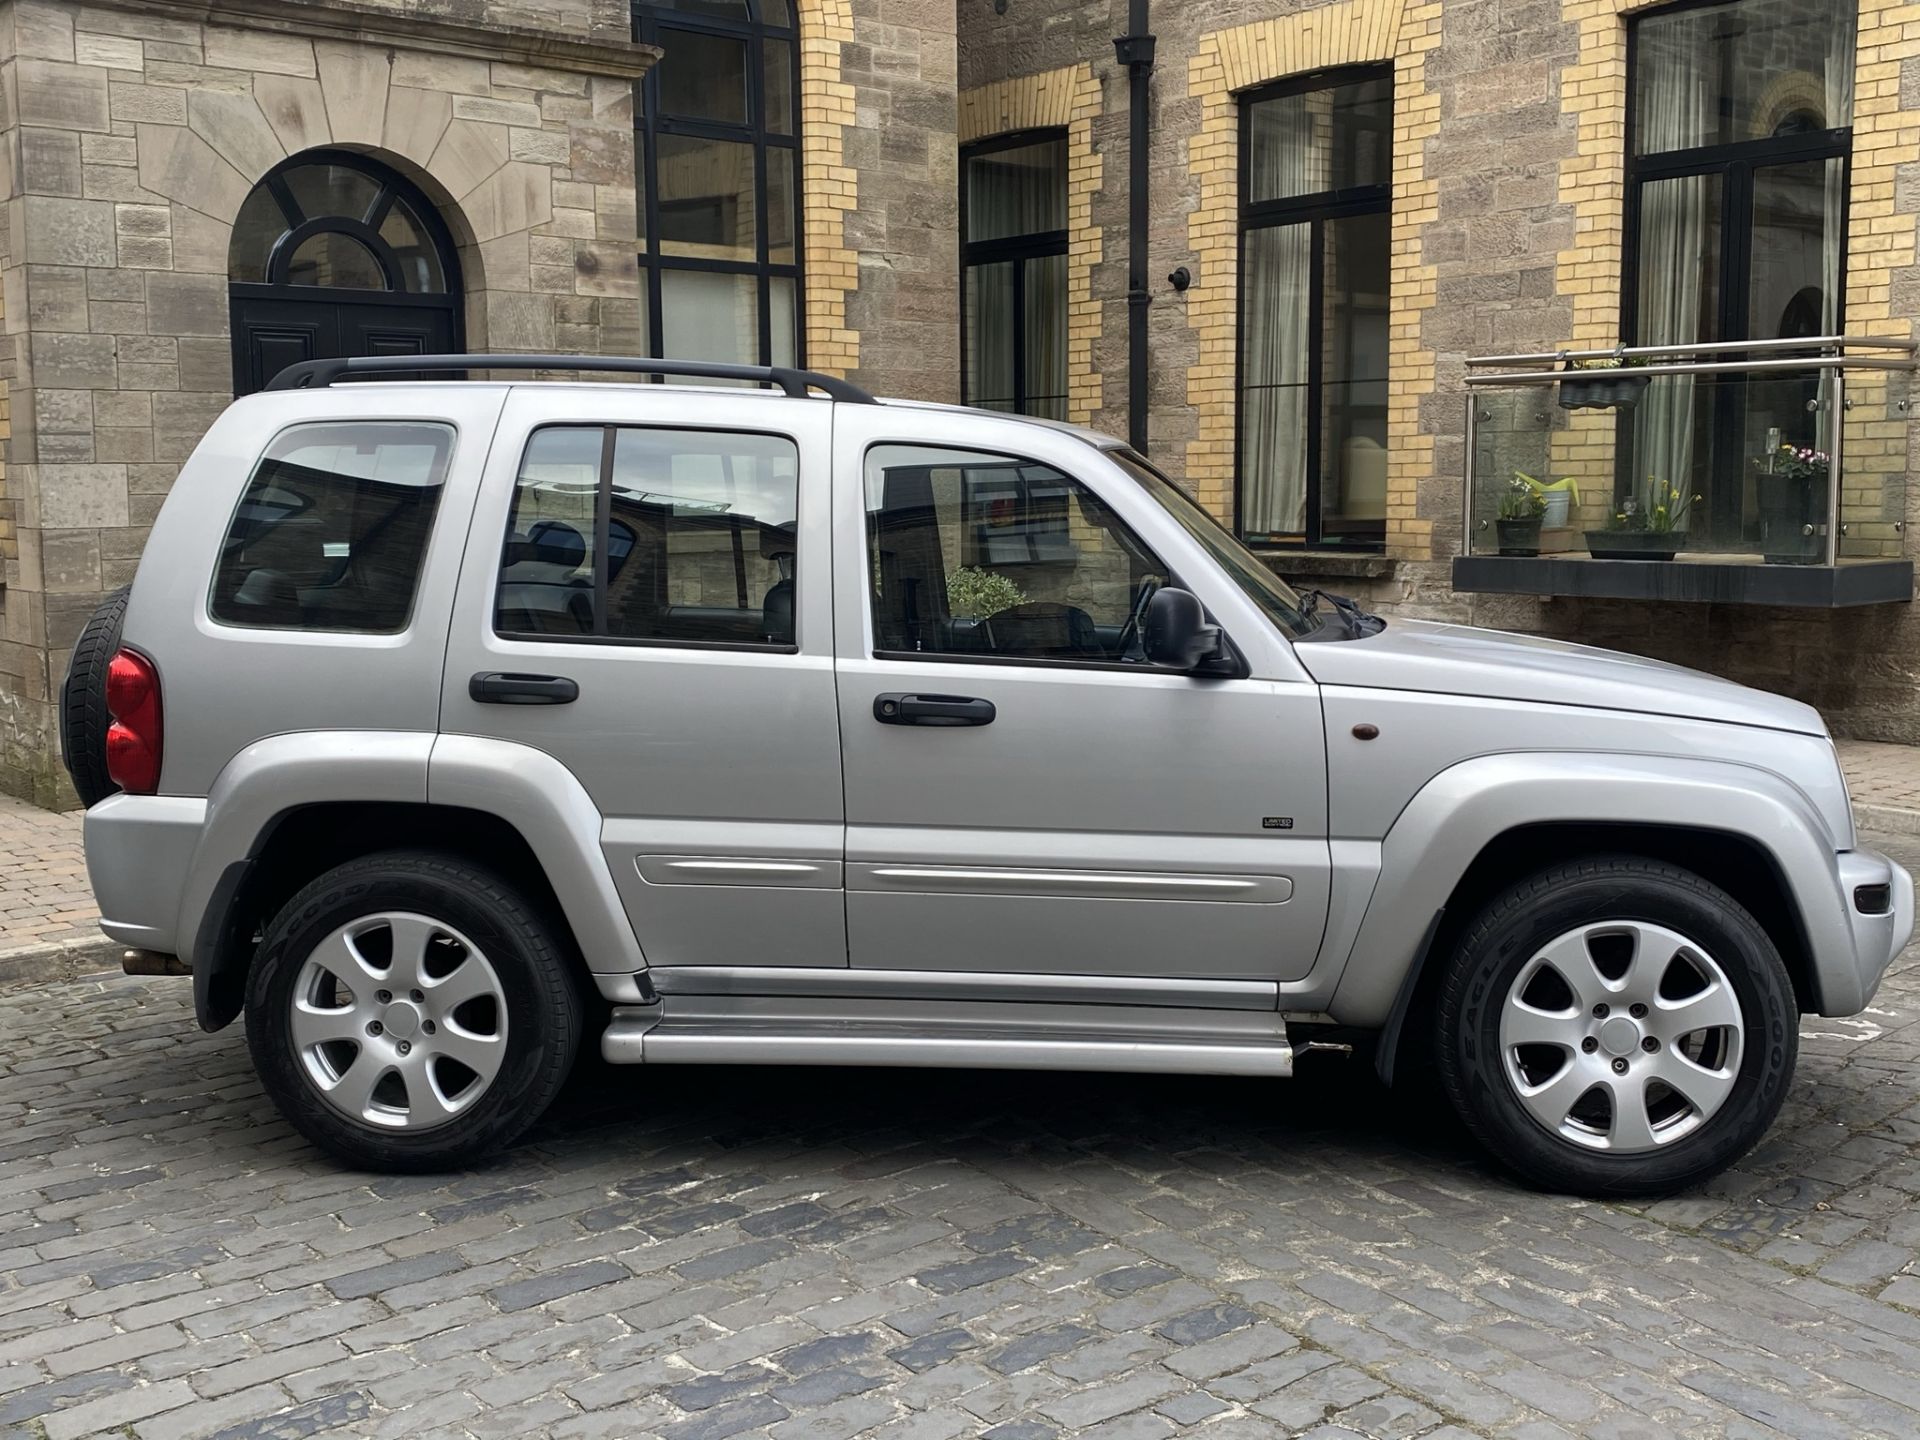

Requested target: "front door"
[
  {"left": 231, "top": 296, "right": 457, "bottom": 395},
  {"left": 830, "top": 407, "right": 1332, "bottom": 983},
  {"left": 441, "top": 387, "right": 845, "bottom": 971}
]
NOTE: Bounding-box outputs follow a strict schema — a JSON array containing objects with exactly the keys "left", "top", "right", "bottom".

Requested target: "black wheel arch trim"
[{"left": 1374, "top": 907, "right": 1444, "bottom": 1087}]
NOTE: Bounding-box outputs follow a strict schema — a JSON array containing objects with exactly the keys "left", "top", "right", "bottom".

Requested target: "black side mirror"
[{"left": 1141, "top": 587, "right": 1222, "bottom": 671}]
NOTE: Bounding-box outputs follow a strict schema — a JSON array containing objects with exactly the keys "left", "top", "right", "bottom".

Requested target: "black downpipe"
[{"left": 1115, "top": 13, "right": 1154, "bottom": 455}]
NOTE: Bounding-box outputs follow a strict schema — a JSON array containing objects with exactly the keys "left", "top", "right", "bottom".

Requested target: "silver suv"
[{"left": 68, "top": 354, "right": 1912, "bottom": 1195}]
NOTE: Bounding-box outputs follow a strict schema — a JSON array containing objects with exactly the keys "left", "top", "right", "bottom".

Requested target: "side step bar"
[{"left": 602, "top": 1008, "right": 1293, "bottom": 1078}]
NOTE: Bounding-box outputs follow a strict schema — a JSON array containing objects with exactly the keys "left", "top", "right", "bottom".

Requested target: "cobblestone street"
[{"left": 2, "top": 836, "right": 1919, "bottom": 1440}]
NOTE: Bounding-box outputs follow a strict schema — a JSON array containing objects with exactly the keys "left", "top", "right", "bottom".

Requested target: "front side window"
[
  {"left": 1238, "top": 70, "right": 1392, "bottom": 550},
  {"left": 865, "top": 444, "right": 1173, "bottom": 664},
  {"left": 210, "top": 422, "right": 452, "bottom": 633},
  {"left": 634, "top": 0, "right": 802, "bottom": 374},
  {"left": 1627, "top": 0, "right": 1853, "bottom": 542},
  {"left": 962, "top": 133, "right": 1068, "bottom": 418},
  {"left": 497, "top": 426, "right": 800, "bottom": 648}
]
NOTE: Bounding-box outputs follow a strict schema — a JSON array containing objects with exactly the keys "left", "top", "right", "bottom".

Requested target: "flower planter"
[
  {"left": 1495, "top": 518, "right": 1544, "bottom": 557},
  {"left": 1756, "top": 473, "right": 1822, "bottom": 566},
  {"left": 1585, "top": 530, "right": 1680, "bottom": 561},
  {"left": 1558, "top": 374, "right": 1651, "bottom": 411}
]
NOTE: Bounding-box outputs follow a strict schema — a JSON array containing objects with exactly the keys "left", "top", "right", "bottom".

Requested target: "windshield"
[{"left": 1107, "top": 449, "right": 1319, "bottom": 639}]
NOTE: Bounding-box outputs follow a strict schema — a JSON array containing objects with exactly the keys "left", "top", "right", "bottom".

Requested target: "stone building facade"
[
  {"left": 0, "top": 0, "right": 960, "bottom": 803},
  {"left": 1, "top": 0, "right": 1916, "bottom": 803}
]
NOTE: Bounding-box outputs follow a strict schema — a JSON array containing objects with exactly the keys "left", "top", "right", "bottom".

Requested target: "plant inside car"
[
  {"left": 1751, "top": 442, "right": 1829, "bottom": 567},
  {"left": 947, "top": 565, "right": 1027, "bottom": 619},
  {"left": 1557, "top": 353, "right": 1653, "bottom": 412},
  {"left": 1495, "top": 476, "right": 1548, "bottom": 556},
  {"left": 1586, "top": 478, "right": 1698, "bottom": 561}
]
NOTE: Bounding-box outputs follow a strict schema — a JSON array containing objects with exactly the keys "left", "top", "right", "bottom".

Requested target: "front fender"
[{"left": 1328, "top": 751, "right": 1862, "bottom": 1027}]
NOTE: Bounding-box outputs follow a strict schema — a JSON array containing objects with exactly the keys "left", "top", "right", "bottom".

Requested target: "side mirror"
[{"left": 1141, "top": 587, "right": 1222, "bottom": 671}]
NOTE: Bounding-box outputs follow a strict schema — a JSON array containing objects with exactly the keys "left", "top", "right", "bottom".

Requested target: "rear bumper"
[
  {"left": 84, "top": 793, "right": 210, "bottom": 956},
  {"left": 1821, "top": 847, "right": 1914, "bottom": 1015}
]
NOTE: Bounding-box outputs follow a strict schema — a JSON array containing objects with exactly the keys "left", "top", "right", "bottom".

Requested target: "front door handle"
[
  {"left": 874, "top": 693, "right": 996, "bottom": 726},
  {"left": 470, "top": 671, "right": 579, "bottom": 705}
]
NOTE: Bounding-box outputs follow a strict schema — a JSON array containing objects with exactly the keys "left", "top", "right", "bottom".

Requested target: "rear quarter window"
[{"left": 209, "top": 421, "right": 454, "bottom": 633}]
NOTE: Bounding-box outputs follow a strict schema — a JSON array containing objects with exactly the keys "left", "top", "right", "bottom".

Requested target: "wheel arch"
[
  {"left": 1332, "top": 751, "right": 1855, "bottom": 1078},
  {"left": 1371, "top": 821, "right": 1815, "bottom": 1086},
  {"left": 197, "top": 801, "right": 584, "bottom": 1031}
]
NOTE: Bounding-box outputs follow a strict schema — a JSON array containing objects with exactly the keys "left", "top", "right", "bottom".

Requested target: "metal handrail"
[
  {"left": 1467, "top": 334, "right": 1916, "bottom": 368},
  {"left": 1466, "top": 354, "right": 1916, "bottom": 385}
]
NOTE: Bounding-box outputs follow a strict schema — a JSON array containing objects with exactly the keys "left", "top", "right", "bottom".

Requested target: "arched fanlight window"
[{"left": 229, "top": 151, "right": 457, "bottom": 295}]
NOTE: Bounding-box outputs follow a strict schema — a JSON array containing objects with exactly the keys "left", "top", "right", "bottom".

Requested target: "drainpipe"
[{"left": 1115, "top": 9, "right": 1154, "bottom": 455}]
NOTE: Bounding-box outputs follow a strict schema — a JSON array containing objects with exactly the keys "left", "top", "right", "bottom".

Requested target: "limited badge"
[{"left": 1262, "top": 817, "right": 1294, "bottom": 830}]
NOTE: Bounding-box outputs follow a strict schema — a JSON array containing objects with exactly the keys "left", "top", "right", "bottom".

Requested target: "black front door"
[
  {"left": 230, "top": 295, "right": 458, "bottom": 394},
  {"left": 227, "top": 151, "right": 464, "bottom": 395}
]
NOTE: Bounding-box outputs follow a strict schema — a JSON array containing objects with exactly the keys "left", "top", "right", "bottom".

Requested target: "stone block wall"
[{"left": 0, "top": 0, "right": 656, "bottom": 804}]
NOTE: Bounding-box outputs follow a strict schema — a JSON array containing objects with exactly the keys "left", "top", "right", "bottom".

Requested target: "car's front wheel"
[
  {"left": 1435, "top": 856, "right": 1796, "bottom": 1196},
  {"left": 245, "top": 851, "right": 582, "bottom": 1171}
]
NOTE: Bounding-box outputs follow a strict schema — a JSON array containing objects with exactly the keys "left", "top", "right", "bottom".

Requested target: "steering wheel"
[{"left": 1115, "top": 577, "right": 1161, "bottom": 659}]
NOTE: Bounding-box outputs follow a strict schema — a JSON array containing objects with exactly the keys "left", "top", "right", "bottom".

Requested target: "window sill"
[
  {"left": 1252, "top": 549, "right": 1397, "bottom": 583},
  {"left": 1452, "top": 555, "right": 1914, "bottom": 608}
]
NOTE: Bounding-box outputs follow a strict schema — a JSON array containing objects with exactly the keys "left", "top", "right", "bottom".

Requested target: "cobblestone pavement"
[
  {"left": 1837, "top": 741, "right": 1920, "bottom": 835},
  {"left": 0, "top": 793, "right": 93, "bottom": 955},
  {"left": 2, "top": 838, "right": 1920, "bottom": 1440}
]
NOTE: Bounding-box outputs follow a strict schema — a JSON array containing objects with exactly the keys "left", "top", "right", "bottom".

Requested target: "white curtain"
[
  {"left": 1633, "top": 42, "right": 1714, "bottom": 529},
  {"left": 1240, "top": 93, "right": 1327, "bottom": 537}
]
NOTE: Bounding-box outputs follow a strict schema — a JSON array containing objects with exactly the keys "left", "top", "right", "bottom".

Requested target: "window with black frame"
[
  {"left": 1238, "top": 70, "right": 1391, "bottom": 550},
  {"left": 633, "top": 0, "right": 802, "bottom": 373},
  {"left": 961, "top": 132, "right": 1069, "bottom": 419},
  {"left": 1625, "top": 0, "right": 1854, "bottom": 547}
]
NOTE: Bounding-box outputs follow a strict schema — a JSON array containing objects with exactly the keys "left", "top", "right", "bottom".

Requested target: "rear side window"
[
  {"left": 495, "top": 425, "right": 801, "bottom": 648},
  {"left": 210, "top": 422, "right": 453, "bottom": 633}
]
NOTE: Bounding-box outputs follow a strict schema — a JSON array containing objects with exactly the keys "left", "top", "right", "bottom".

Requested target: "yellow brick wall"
[
  {"left": 958, "top": 65, "right": 1105, "bottom": 426},
  {"left": 799, "top": 0, "right": 859, "bottom": 377},
  {"left": 1185, "top": 0, "right": 1441, "bottom": 557}
]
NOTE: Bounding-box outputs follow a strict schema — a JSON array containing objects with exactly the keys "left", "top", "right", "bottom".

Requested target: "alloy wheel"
[
  {"left": 1498, "top": 920, "right": 1745, "bottom": 1153},
  {"left": 288, "top": 911, "right": 509, "bottom": 1132}
]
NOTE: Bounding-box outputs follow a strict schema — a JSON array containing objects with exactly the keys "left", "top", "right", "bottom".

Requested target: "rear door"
[
  {"left": 441, "top": 386, "right": 845, "bottom": 969},
  {"left": 830, "top": 406, "right": 1332, "bottom": 983}
]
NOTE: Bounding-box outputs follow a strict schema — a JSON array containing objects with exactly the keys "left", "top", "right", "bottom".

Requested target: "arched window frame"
[
  {"left": 633, "top": 0, "right": 805, "bottom": 368},
  {"left": 229, "top": 150, "right": 463, "bottom": 301}
]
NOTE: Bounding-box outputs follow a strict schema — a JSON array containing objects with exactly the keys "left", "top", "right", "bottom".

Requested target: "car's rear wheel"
[
  {"left": 246, "top": 851, "right": 582, "bottom": 1171},
  {"left": 1435, "top": 856, "right": 1796, "bottom": 1196}
]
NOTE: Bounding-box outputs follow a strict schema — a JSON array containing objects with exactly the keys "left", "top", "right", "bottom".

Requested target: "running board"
[{"left": 601, "top": 1000, "right": 1293, "bottom": 1077}]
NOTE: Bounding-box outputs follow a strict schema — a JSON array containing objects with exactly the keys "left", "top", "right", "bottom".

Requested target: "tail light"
[{"left": 104, "top": 648, "right": 162, "bottom": 795}]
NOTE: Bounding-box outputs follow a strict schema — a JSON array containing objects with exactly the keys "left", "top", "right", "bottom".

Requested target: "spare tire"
[{"left": 60, "top": 585, "right": 130, "bottom": 809}]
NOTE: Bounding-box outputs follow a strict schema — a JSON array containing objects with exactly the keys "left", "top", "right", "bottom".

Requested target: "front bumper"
[{"left": 1826, "top": 846, "right": 1915, "bottom": 1015}]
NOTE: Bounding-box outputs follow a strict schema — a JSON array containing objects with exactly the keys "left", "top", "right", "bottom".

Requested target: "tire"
[
  {"left": 245, "top": 850, "right": 583, "bottom": 1172},
  {"left": 1434, "top": 855, "right": 1796, "bottom": 1197},
  {"left": 59, "top": 585, "right": 130, "bottom": 809}
]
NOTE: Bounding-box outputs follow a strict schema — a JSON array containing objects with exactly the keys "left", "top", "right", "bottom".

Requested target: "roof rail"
[{"left": 263, "top": 354, "right": 880, "bottom": 403}]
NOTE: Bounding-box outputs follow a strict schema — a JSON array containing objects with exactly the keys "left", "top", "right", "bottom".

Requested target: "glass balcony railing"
[{"left": 1462, "top": 337, "right": 1914, "bottom": 569}]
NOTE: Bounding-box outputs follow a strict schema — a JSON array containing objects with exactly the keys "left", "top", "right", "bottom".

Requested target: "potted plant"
[
  {"left": 1512, "top": 470, "right": 1579, "bottom": 529},
  {"left": 1585, "top": 478, "right": 1698, "bottom": 561},
  {"left": 1495, "top": 476, "right": 1548, "bottom": 556},
  {"left": 1751, "top": 441, "right": 1827, "bottom": 566},
  {"left": 1558, "top": 354, "right": 1653, "bottom": 412}
]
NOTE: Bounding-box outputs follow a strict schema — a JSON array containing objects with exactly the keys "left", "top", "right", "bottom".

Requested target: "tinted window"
[
  {"left": 210, "top": 422, "right": 452, "bottom": 633},
  {"left": 497, "top": 425, "right": 801, "bottom": 647},
  {"left": 865, "top": 444, "right": 1174, "bottom": 664}
]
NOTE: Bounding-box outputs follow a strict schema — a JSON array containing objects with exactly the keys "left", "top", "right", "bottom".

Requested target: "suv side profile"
[{"left": 70, "top": 355, "right": 1912, "bottom": 1195}]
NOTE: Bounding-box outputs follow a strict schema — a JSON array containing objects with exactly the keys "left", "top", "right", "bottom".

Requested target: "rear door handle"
[
  {"left": 470, "top": 672, "right": 579, "bottom": 705},
  {"left": 874, "top": 693, "right": 996, "bottom": 726}
]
